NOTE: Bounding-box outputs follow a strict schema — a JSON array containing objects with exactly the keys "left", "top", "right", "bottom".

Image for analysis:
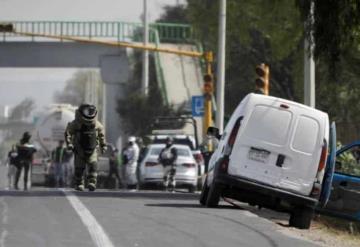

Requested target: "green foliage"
[
  {"left": 186, "top": 0, "right": 304, "bottom": 114},
  {"left": 158, "top": 1, "right": 360, "bottom": 142},
  {"left": 157, "top": 5, "right": 189, "bottom": 24},
  {"left": 297, "top": 0, "right": 360, "bottom": 73}
]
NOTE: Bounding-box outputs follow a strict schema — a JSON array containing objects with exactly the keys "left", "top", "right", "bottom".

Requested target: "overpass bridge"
[{"left": 0, "top": 21, "right": 205, "bottom": 144}]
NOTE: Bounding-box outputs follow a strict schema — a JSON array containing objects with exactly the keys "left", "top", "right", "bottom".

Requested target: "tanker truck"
[{"left": 31, "top": 104, "right": 76, "bottom": 186}]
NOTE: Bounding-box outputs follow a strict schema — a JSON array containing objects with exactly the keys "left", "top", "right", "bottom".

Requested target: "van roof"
[{"left": 244, "top": 93, "right": 327, "bottom": 117}]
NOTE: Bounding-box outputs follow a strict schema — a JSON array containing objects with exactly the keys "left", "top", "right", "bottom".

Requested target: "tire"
[
  {"left": 199, "top": 180, "right": 209, "bottom": 205},
  {"left": 205, "top": 182, "right": 222, "bottom": 208},
  {"left": 289, "top": 206, "right": 314, "bottom": 229},
  {"left": 188, "top": 185, "right": 196, "bottom": 193}
]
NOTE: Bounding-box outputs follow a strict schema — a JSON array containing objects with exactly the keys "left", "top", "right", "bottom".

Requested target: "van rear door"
[
  {"left": 229, "top": 99, "right": 327, "bottom": 195},
  {"left": 229, "top": 101, "right": 295, "bottom": 186}
]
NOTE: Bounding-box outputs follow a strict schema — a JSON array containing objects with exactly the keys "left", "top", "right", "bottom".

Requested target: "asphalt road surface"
[{"left": 0, "top": 166, "right": 319, "bottom": 247}]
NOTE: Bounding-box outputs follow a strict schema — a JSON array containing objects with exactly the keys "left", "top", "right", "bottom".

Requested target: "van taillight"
[
  {"left": 227, "top": 116, "right": 243, "bottom": 148},
  {"left": 219, "top": 158, "right": 229, "bottom": 173},
  {"left": 318, "top": 139, "right": 328, "bottom": 172}
]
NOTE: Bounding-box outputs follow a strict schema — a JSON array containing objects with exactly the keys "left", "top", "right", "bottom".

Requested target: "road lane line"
[{"left": 62, "top": 190, "right": 115, "bottom": 247}]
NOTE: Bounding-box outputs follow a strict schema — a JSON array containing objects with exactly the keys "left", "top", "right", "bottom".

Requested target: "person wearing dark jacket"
[
  {"left": 52, "top": 140, "right": 67, "bottom": 187},
  {"left": 106, "top": 144, "right": 122, "bottom": 189},
  {"left": 158, "top": 137, "right": 178, "bottom": 191},
  {"left": 14, "top": 132, "right": 37, "bottom": 190}
]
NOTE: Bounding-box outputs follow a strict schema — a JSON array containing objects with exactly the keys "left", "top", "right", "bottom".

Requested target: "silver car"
[{"left": 138, "top": 144, "right": 198, "bottom": 192}]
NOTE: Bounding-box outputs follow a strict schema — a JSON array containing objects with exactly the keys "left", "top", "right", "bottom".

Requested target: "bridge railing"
[{"left": 3, "top": 21, "right": 195, "bottom": 43}]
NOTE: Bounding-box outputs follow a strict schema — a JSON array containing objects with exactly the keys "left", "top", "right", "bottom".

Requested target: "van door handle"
[{"left": 276, "top": 154, "right": 285, "bottom": 167}]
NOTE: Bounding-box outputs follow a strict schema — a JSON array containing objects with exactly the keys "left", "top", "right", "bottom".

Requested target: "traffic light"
[
  {"left": 203, "top": 73, "right": 214, "bottom": 95},
  {"left": 0, "top": 23, "right": 14, "bottom": 32},
  {"left": 255, "top": 63, "right": 269, "bottom": 95}
]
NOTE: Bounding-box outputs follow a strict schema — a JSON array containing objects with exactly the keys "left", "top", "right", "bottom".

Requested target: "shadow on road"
[
  {"left": 145, "top": 202, "right": 242, "bottom": 210},
  {"left": 0, "top": 189, "right": 199, "bottom": 201}
]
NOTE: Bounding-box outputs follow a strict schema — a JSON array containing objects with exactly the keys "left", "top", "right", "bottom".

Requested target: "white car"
[
  {"left": 139, "top": 144, "right": 198, "bottom": 192},
  {"left": 200, "top": 93, "right": 336, "bottom": 229}
]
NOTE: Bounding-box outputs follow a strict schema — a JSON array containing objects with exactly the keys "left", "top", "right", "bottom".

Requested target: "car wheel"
[
  {"left": 188, "top": 185, "right": 196, "bottom": 193},
  {"left": 138, "top": 183, "right": 147, "bottom": 190},
  {"left": 205, "top": 181, "right": 222, "bottom": 208},
  {"left": 289, "top": 206, "right": 314, "bottom": 229},
  {"left": 199, "top": 178, "right": 209, "bottom": 205}
]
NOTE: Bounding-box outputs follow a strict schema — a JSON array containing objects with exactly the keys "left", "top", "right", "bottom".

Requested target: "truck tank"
[
  {"left": 31, "top": 104, "right": 76, "bottom": 186},
  {"left": 33, "top": 104, "right": 76, "bottom": 155}
]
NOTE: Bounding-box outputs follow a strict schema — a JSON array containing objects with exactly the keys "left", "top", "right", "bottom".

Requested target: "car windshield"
[{"left": 150, "top": 147, "right": 191, "bottom": 157}]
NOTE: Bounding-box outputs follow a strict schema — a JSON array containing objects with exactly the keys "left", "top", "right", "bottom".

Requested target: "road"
[
  {"left": 0, "top": 190, "right": 321, "bottom": 247},
  {"left": 0, "top": 165, "right": 319, "bottom": 247}
]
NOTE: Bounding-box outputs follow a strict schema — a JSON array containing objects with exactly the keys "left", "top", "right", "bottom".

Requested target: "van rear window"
[
  {"left": 245, "top": 105, "right": 292, "bottom": 146},
  {"left": 292, "top": 116, "right": 319, "bottom": 154}
]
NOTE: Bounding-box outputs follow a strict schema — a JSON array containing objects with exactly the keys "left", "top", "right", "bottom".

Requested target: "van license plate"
[{"left": 248, "top": 148, "right": 270, "bottom": 163}]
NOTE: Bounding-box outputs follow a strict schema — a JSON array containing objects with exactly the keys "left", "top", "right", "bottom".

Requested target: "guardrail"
[{"left": 2, "top": 21, "right": 195, "bottom": 43}]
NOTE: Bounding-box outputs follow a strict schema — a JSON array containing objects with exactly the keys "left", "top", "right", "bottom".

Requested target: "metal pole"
[
  {"left": 216, "top": 0, "right": 226, "bottom": 133},
  {"left": 142, "top": 0, "right": 149, "bottom": 96},
  {"left": 102, "top": 83, "right": 107, "bottom": 128},
  {"left": 304, "top": 0, "right": 315, "bottom": 107}
]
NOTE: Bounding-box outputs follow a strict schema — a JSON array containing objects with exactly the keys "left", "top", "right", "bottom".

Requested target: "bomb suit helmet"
[{"left": 78, "top": 104, "right": 97, "bottom": 123}]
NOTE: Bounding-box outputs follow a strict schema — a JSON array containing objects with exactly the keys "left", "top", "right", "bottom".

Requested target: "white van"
[{"left": 200, "top": 93, "right": 336, "bottom": 229}]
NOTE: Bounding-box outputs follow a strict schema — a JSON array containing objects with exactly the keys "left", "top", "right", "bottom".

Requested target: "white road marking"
[{"left": 62, "top": 189, "right": 116, "bottom": 247}]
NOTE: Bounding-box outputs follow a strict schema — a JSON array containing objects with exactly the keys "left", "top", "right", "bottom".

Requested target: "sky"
[{"left": 0, "top": 0, "right": 186, "bottom": 110}]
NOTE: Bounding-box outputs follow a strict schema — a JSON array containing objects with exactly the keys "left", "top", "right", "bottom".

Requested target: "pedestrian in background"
[
  {"left": 123, "top": 136, "right": 139, "bottom": 190},
  {"left": 51, "top": 140, "right": 67, "bottom": 187},
  {"left": 14, "top": 132, "right": 37, "bottom": 191},
  {"left": 106, "top": 144, "right": 122, "bottom": 189},
  {"left": 158, "top": 137, "right": 178, "bottom": 192},
  {"left": 6, "top": 144, "right": 18, "bottom": 189}
]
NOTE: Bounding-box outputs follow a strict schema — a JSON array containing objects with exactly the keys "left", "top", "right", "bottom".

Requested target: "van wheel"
[
  {"left": 205, "top": 182, "right": 222, "bottom": 208},
  {"left": 199, "top": 179, "right": 209, "bottom": 205},
  {"left": 289, "top": 206, "right": 314, "bottom": 229},
  {"left": 188, "top": 185, "right": 196, "bottom": 193}
]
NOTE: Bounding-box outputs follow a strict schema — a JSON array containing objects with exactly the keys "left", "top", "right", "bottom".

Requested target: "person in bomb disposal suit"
[{"left": 65, "top": 104, "right": 107, "bottom": 191}]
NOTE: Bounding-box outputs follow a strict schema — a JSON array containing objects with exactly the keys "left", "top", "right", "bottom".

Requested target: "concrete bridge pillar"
[{"left": 100, "top": 54, "right": 130, "bottom": 145}]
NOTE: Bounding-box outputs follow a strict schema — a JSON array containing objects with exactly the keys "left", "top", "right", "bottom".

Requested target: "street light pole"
[
  {"left": 142, "top": 0, "right": 149, "bottom": 96},
  {"left": 304, "top": 0, "right": 315, "bottom": 107},
  {"left": 216, "top": 0, "right": 227, "bottom": 133}
]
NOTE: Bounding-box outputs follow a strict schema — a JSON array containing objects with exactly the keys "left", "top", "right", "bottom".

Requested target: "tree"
[
  {"left": 157, "top": 4, "right": 189, "bottom": 23},
  {"left": 9, "top": 98, "right": 35, "bottom": 121},
  {"left": 159, "top": 1, "right": 360, "bottom": 142},
  {"left": 186, "top": 0, "right": 304, "bottom": 112},
  {"left": 297, "top": 0, "right": 360, "bottom": 71},
  {"left": 53, "top": 70, "right": 103, "bottom": 119}
]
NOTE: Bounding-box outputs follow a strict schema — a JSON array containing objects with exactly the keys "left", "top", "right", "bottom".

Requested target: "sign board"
[{"left": 192, "top": 96, "right": 204, "bottom": 117}]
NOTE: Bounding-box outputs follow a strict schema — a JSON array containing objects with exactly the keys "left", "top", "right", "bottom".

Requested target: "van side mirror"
[{"left": 207, "top": 127, "right": 221, "bottom": 140}]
